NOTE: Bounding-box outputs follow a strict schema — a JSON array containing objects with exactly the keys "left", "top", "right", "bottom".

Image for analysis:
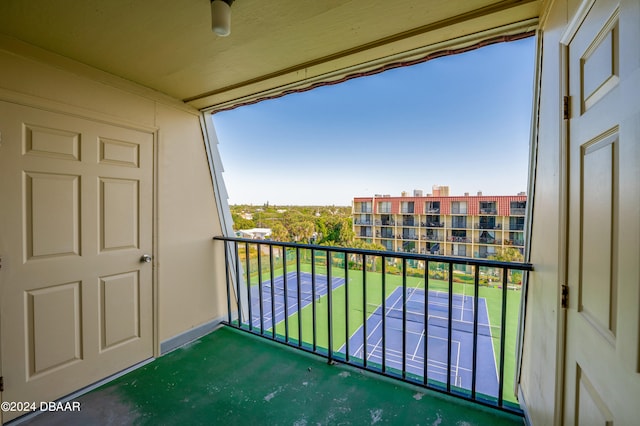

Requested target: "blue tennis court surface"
[
  {"left": 248, "top": 272, "right": 498, "bottom": 398},
  {"left": 339, "top": 287, "right": 499, "bottom": 397},
  {"left": 249, "top": 271, "right": 345, "bottom": 328}
]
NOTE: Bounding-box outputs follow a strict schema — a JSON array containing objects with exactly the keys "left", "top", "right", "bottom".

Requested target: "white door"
[
  {"left": 563, "top": 0, "right": 640, "bottom": 424},
  {"left": 0, "top": 101, "right": 154, "bottom": 422}
]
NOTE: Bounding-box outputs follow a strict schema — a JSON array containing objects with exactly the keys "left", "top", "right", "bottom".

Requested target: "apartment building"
[{"left": 353, "top": 189, "right": 526, "bottom": 260}]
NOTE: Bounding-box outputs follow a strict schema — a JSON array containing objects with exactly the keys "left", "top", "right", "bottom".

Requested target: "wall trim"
[{"left": 160, "top": 317, "right": 225, "bottom": 355}]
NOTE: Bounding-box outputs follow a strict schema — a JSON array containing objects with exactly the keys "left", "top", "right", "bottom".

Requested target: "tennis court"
[
  {"left": 341, "top": 287, "right": 499, "bottom": 397},
  {"left": 249, "top": 271, "right": 346, "bottom": 328}
]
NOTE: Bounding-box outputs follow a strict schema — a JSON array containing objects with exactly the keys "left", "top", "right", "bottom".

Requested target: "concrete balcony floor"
[{"left": 22, "top": 327, "right": 523, "bottom": 425}]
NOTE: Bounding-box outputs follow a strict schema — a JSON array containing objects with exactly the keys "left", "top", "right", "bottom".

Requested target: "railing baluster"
[
  {"left": 224, "top": 241, "right": 232, "bottom": 324},
  {"left": 283, "top": 245, "right": 289, "bottom": 343},
  {"left": 447, "top": 262, "right": 453, "bottom": 392},
  {"left": 402, "top": 257, "right": 407, "bottom": 380},
  {"left": 327, "top": 251, "right": 333, "bottom": 361},
  {"left": 311, "top": 248, "right": 317, "bottom": 352},
  {"left": 498, "top": 267, "right": 508, "bottom": 407},
  {"left": 381, "top": 256, "right": 386, "bottom": 373},
  {"left": 245, "top": 242, "right": 252, "bottom": 332},
  {"left": 423, "top": 261, "right": 429, "bottom": 386},
  {"left": 363, "top": 255, "right": 368, "bottom": 368},
  {"left": 472, "top": 265, "right": 480, "bottom": 400},
  {"left": 257, "top": 243, "right": 264, "bottom": 335},
  {"left": 269, "top": 244, "right": 276, "bottom": 339},
  {"left": 296, "top": 247, "right": 302, "bottom": 347},
  {"left": 344, "top": 253, "right": 350, "bottom": 362},
  {"left": 234, "top": 241, "right": 242, "bottom": 328}
]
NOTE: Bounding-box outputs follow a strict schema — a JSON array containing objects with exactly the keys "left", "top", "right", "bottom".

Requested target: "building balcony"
[
  {"left": 27, "top": 324, "right": 523, "bottom": 425},
  {"left": 375, "top": 220, "right": 395, "bottom": 226},
  {"left": 509, "top": 208, "right": 526, "bottom": 216},
  {"left": 213, "top": 236, "right": 532, "bottom": 419},
  {"left": 423, "top": 235, "right": 444, "bottom": 241},
  {"left": 426, "top": 208, "right": 441, "bottom": 214},
  {"left": 476, "top": 223, "right": 502, "bottom": 230},
  {"left": 424, "top": 221, "right": 444, "bottom": 228},
  {"left": 479, "top": 208, "right": 498, "bottom": 215},
  {"left": 421, "top": 249, "right": 444, "bottom": 255},
  {"left": 450, "top": 223, "right": 468, "bottom": 230},
  {"left": 477, "top": 237, "right": 503, "bottom": 245},
  {"left": 505, "top": 239, "right": 525, "bottom": 247},
  {"left": 447, "top": 236, "right": 471, "bottom": 243},
  {"left": 509, "top": 224, "right": 525, "bottom": 231}
]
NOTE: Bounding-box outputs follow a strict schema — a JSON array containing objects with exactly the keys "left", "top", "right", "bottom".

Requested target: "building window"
[
  {"left": 509, "top": 216, "right": 525, "bottom": 231},
  {"left": 425, "top": 201, "right": 440, "bottom": 213},
  {"left": 357, "top": 201, "right": 372, "bottom": 213},
  {"left": 401, "top": 201, "right": 414, "bottom": 214},
  {"left": 451, "top": 216, "right": 467, "bottom": 229},
  {"left": 451, "top": 201, "right": 467, "bottom": 214},
  {"left": 378, "top": 201, "right": 392, "bottom": 213},
  {"left": 452, "top": 244, "right": 466, "bottom": 256}
]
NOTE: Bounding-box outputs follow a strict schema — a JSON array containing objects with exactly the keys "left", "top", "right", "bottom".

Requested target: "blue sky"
[{"left": 213, "top": 36, "right": 535, "bottom": 206}]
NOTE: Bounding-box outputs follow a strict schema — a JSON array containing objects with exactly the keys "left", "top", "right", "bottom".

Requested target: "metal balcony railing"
[
  {"left": 448, "top": 236, "right": 471, "bottom": 243},
  {"left": 476, "top": 223, "right": 502, "bottom": 230},
  {"left": 450, "top": 222, "right": 468, "bottom": 229},
  {"left": 509, "top": 208, "right": 526, "bottom": 216},
  {"left": 354, "top": 219, "right": 372, "bottom": 225},
  {"left": 424, "top": 221, "right": 444, "bottom": 228},
  {"left": 479, "top": 208, "right": 497, "bottom": 215},
  {"left": 214, "top": 236, "right": 533, "bottom": 415},
  {"left": 477, "top": 238, "right": 502, "bottom": 245},
  {"left": 509, "top": 224, "right": 525, "bottom": 231},
  {"left": 376, "top": 220, "right": 395, "bottom": 226}
]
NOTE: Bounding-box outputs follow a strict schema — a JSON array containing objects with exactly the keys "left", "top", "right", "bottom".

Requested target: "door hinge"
[
  {"left": 563, "top": 96, "right": 570, "bottom": 120},
  {"left": 561, "top": 285, "right": 569, "bottom": 309},
  {"left": 0, "top": 376, "right": 4, "bottom": 392}
]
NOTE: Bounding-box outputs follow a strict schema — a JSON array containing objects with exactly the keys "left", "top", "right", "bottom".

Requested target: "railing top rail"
[{"left": 213, "top": 235, "right": 533, "bottom": 271}]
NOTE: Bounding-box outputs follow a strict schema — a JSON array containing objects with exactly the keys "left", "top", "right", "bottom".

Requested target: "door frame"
[
  {"left": 557, "top": 1, "right": 600, "bottom": 424},
  {"left": 0, "top": 87, "right": 161, "bottom": 400}
]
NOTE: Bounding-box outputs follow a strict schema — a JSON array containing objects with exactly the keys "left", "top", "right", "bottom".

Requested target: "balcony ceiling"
[{"left": 0, "top": 0, "right": 540, "bottom": 111}]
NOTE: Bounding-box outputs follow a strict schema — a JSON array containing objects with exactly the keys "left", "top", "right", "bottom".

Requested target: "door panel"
[
  {"left": 563, "top": 0, "right": 640, "bottom": 424},
  {"left": 0, "top": 101, "right": 154, "bottom": 422}
]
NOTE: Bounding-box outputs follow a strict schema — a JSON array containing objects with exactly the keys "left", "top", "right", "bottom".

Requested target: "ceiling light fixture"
[{"left": 211, "top": 0, "right": 234, "bottom": 37}]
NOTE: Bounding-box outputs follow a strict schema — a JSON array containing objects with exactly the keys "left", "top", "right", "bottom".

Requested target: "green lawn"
[{"left": 238, "top": 254, "right": 522, "bottom": 404}]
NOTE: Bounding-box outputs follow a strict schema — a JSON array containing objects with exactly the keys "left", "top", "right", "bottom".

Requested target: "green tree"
[
  {"left": 270, "top": 222, "right": 289, "bottom": 242},
  {"left": 488, "top": 247, "right": 524, "bottom": 263},
  {"left": 289, "top": 220, "right": 315, "bottom": 243},
  {"left": 231, "top": 213, "right": 255, "bottom": 231},
  {"left": 488, "top": 247, "right": 525, "bottom": 284}
]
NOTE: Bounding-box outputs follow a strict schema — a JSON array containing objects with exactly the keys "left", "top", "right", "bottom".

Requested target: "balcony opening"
[{"left": 211, "top": 35, "right": 535, "bottom": 415}]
